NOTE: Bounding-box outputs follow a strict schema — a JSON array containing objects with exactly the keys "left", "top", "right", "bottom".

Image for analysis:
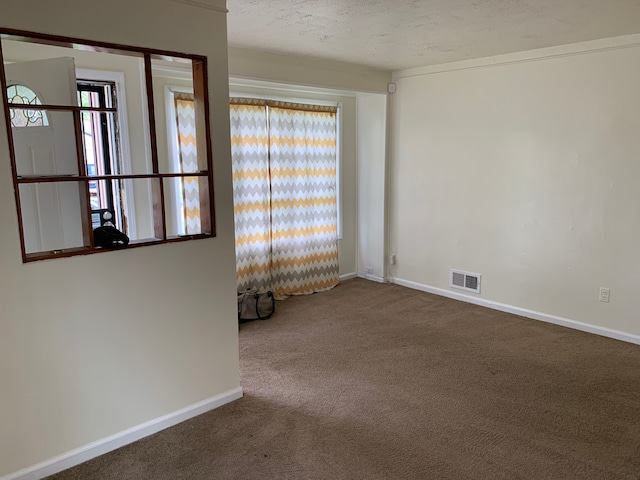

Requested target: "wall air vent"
[{"left": 450, "top": 269, "right": 481, "bottom": 294}]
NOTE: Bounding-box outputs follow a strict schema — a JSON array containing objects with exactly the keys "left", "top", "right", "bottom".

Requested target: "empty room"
[{"left": 1, "top": 1, "right": 639, "bottom": 479}]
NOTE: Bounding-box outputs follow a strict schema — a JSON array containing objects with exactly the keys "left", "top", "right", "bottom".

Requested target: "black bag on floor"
[{"left": 238, "top": 289, "right": 275, "bottom": 322}]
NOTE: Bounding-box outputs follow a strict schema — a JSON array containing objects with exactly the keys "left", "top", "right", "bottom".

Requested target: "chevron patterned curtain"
[
  {"left": 174, "top": 92, "right": 200, "bottom": 234},
  {"left": 268, "top": 105, "right": 339, "bottom": 297},
  {"left": 231, "top": 100, "right": 339, "bottom": 299},
  {"left": 231, "top": 103, "right": 273, "bottom": 293}
]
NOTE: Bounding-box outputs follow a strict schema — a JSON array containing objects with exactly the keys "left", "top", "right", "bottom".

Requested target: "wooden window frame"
[{"left": 0, "top": 28, "right": 216, "bottom": 262}]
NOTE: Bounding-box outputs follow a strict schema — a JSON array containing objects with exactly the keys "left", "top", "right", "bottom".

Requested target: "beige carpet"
[{"left": 48, "top": 278, "right": 640, "bottom": 479}]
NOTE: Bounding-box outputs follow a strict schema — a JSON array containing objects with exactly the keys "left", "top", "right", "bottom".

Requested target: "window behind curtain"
[
  {"left": 173, "top": 92, "right": 201, "bottom": 235},
  {"left": 231, "top": 99, "right": 339, "bottom": 298},
  {"left": 231, "top": 102, "right": 272, "bottom": 293}
]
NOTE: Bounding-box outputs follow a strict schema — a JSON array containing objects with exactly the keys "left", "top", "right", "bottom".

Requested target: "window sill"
[{"left": 22, "top": 233, "right": 214, "bottom": 262}]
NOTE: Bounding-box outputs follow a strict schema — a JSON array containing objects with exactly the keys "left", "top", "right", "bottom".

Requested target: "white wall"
[
  {"left": 357, "top": 93, "right": 388, "bottom": 280},
  {"left": 0, "top": 0, "right": 240, "bottom": 478},
  {"left": 389, "top": 41, "right": 640, "bottom": 338},
  {"left": 229, "top": 47, "right": 390, "bottom": 94}
]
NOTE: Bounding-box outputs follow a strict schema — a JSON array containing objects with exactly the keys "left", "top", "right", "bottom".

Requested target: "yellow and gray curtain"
[
  {"left": 174, "top": 92, "right": 200, "bottom": 234},
  {"left": 231, "top": 102, "right": 272, "bottom": 293},
  {"left": 231, "top": 99, "right": 339, "bottom": 298}
]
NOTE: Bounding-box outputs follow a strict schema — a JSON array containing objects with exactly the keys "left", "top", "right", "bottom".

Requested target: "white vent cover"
[{"left": 450, "top": 269, "right": 481, "bottom": 294}]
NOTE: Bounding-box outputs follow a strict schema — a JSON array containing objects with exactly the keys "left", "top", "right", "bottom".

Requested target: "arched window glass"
[{"left": 7, "top": 84, "right": 49, "bottom": 127}]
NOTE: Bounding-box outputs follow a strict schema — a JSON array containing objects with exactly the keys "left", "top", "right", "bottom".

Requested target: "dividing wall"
[{"left": 0, "top": 1, "right": 240, "bottom": 478}]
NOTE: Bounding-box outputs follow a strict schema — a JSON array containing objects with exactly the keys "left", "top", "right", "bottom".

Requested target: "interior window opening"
[{"left": 1, "top": 29, "right": 215, "bottom": 262}]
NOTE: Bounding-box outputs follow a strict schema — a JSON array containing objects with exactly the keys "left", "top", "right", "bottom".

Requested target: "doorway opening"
[{"left": 77, "top": 79, "right": 124, "bottom": 230}]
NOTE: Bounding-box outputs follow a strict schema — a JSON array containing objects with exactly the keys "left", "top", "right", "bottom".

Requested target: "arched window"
[{"left": 6, "top": 84, "right": 49, "bottom": 127}]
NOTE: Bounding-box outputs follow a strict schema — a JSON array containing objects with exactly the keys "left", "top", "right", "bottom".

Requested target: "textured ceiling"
[{"left": 226, "top": 0, "right": 640, "bottom": 71}]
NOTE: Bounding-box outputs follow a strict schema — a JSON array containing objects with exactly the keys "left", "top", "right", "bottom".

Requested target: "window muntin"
[{"left": 0, "top": 29, "right": 215, "bottom": 262}]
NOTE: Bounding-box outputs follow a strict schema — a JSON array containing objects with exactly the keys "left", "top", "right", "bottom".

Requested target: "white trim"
[
  {"left": 229, "top": 77, "right": 359, "bottom": 99},
  {"left": 393, "top": 278, "right": 640, "bottom": 346},
  {"left": 168, "top": 0, "right": 228, "bottom": 13},
  {"left": 340, "top": 273, "right": 358, "bottom": 281},
  {"left": 393, "top": 33, "right": 640, "bottom": 79},
  {"left": 152, "top": 64, "right": 193, "bottom": 82},
  {"left": 2, "top": 387, "right": 243, "bottom": 480},
  {"left": 358, "top": 273, "right": 386, "bottom": 284}
]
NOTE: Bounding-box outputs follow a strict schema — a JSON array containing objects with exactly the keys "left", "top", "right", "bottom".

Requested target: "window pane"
[
  {"left": 133, "top": 177, "right": 162, "bottom": 242},
  {"left": 11, "top": 110, "right": 80, "bottom": 177},
  {"left": 164, "top": 176, "right": 206, "bottom": 237},
  {"left": 171, "top": 91, "right": 199, "bottom": 174},
  {"left": 3, "top": 54, "right": 79, "bottom": 107},
  {"left": 94, "top": 177, "right": 159, "bottom": 243},
  {"left": 19, "top": 182, "right": 87, "bottom": 254},
  {"left": 89, "top": 178, "right": 117, "bottom": 220},
  {"left": 150, "top": 57, "right": 200, "bottom": 174},
  {"left": 81, "top": 110, "right": 120, "bottom": 177}
]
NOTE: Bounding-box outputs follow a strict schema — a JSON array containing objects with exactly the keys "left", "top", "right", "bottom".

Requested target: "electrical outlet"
[
  {"left": 599, "top": 287, "right": 610, "bottom": 303},
  {"left": 389, "top": 254, "right": 396, "bottom": 265},
  {"left": 365, "top": 266, "right": 374, "bottom": 275}
]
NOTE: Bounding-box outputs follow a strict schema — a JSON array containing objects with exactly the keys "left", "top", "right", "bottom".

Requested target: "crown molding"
[{"left": 393, "top": 33, "right": 640, "bottom": 79}]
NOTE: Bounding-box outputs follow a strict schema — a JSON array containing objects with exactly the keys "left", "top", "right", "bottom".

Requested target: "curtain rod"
[{"left": 230, "top": 97, "right": 338, "bottom": 114}]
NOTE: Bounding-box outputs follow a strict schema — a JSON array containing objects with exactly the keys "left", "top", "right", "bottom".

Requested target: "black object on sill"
[{"left": 93, "top": 225, "right": 129, "bottom": 249}]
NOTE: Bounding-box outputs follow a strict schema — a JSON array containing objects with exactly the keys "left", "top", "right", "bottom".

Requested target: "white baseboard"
[
  {"left": 339, "top": 273, "right": 358, "bottom": 281},
  {"left": 358, "top": 273, "right": 386, "bottom": 283},
  {"left": 393, "top": 278, "right": 640, "bottom": 346},
  {"left": 3, "top": 387, "right": 243, "bottom": 480}
]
